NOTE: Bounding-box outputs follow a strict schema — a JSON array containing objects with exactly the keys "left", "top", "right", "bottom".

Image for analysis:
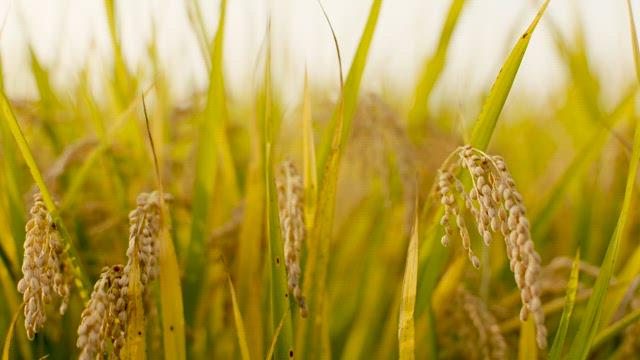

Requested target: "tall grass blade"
[
  {"left": 144, "top": 98, "right": 187, "bottom": 360},
  {"left": 0, "top": 91, "right": 90, "bottom": 298},
  {"left": 398, "top": 207, "right": 418, "bottom": 360},
  {"left": 566, "top": 9, "right": 640, "bottom": 352},
  {"left": 431, "top": 256, "right": 466, "bottom": 316},
  {"left": 265, "top": 142, "right": 295, "bottom": 359},
  {"left": 531, "top": 88, "right": 636, "bottom": 239},
  {"left": 518, "top": 317, "right": 538, "bottom": 360},
  {"left": 184, "top": 0, "right": 229, "bottom": 323},
  {"left": 592, "top": 306, "right": 640, "bottom": 349},
  {"left": 549, "top": 249, "right": 581, "bottom": 360},
  {"left": 317, "top": 0, "right": 382, "bottom": 174},
  {"left": 408, "top": 0, "right": 467, "bottom": 140},
  {"left": 302, "top": 70, "right": 318, "bottom": 231},
  {"left": 593, "top": 0, "right": 640, "bottom": 332},
  {"left": 123, "top": 226, "right": 147, "bottom": 360},
  {"left": 228, "top": 275, "right": 251, "bottom": 360},
  {"left": 1, "top": 303, "right": 22, "bottom": 360},
  {"left": 261, "top": 25, "right": 294, "bottom": 358},
  {"left": 469, "top": 0, "right": 550, "bottom": 149},
  {"left": 266, "top": 312, "right": 288, "bottom": 360}
]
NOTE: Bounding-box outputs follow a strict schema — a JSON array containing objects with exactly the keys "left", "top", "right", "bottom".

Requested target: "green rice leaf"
[
  {"left": 317, "top": 0, "right": 382, "bottom": 174},
  {"left": 469, "top": 0, "right": 550, "bottom": 149},
  {"left": 184, "top": 0, "right": 228, "bottom": 323},
  {"left": 408, "top": 0, "right": 467, "bottom": 139},
  {"left": 593, "top": 306, "right": 640, "bottom": 350},
  {"left": 593, "top": 0, "right": 640, "bottom": 332},
  {"left": 566, "top": 8, "right": 640, "bottom": 352},
  {"left": 549, "top": 249, "right": 581, "bottom": 360}
]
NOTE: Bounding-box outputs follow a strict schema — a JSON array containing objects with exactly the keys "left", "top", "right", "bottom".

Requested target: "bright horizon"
[{"left": 0, "top": 0, "right": 635, "bottom": 111}]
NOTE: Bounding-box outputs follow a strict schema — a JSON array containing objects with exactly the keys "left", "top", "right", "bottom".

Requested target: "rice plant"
[{"left": 1, "top": 0, "right": 640, "bottom": 359}]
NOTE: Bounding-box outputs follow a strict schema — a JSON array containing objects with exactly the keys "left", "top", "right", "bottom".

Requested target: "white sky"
[{"left": 0, "top": 0, "right": 636, "bottom": 110}]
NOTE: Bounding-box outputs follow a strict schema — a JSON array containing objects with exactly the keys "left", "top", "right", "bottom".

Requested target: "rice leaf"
[
  {"left": 123, "top": 225, "right": 147, "bottom": 360},
  {"left": 1, "top": 303, "right": 22, "bottom": 360},
  {"left": 62, "top": 86, "right": 153, "bottom": 211},
  {"left": 408, "top": 0, "right": 467, "bottom": 139},
  {"left": 431, "top": 256, "right": 466, "bottom": 316},
  {"left": 0, "top": 90, "right": 90, "bottom": 299},
  {"left": 302, "top": 70, "right": 318, "bottom": 231},
  {"left": 594, "top": 0, "right": 640, "bottom": 331},
  {"left": 266, "top": 312, "right": 288, "bottom": 360},
  {"left": 299, "top": 2, "right": 381, "bottom": 357},
  {"left": 566, "top": 25, "right": 640, "bottom": 357},
  {"left": 236, "top": 84, "right": 266, "bottom": 358},
  {"left": 228, "top": 275, "right": 251, "bottom": 360},
  {"left": 184, "top": 0, "right": 228, "bottom": 323},
  {"left": 2, "top": 304, "right": 24, "bottom": 360},
  {"left": 144, "top": 98, "right": 187, "bottom": 360},
  {"left": 518, "top": 316, "right": 538, "bottom": 360},
  {"left": 317, "top": 0, "right": 382, "bottom": 174},
  {"left": 592, "top": 306, "right": 640, "bottom": 349},
  {"left": 531, "top": 87, "right": 636, "bottom": 240},
  {"left": 265, "top": 142, "right": 295, "bottom": 359},
  {"left": 398, "top": 208, "right": 418, "bottom": 360},
  {"left": 549, "top": 249, "right": 581, "bottom": 360},
  {"left": 262, "top": 26, "right": 294, "bottom": 357},
  {"left": 469, "top": 0, "right": 550, "bottom": 149}
]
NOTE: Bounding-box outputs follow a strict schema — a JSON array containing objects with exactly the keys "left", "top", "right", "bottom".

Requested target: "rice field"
[{"left": 1, "top": 0, "right": 640, "bottom": 359}]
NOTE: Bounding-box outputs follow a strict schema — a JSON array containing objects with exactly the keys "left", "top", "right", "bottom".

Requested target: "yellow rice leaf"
[
  {"left": 302, "top": 69, "right": 318, "bottom": 232},
  {"left": 518, "top": 316, "right": 538, "bottom": 360},
  {"left": 123, "top": 239, "right": 146, "bottom": 360},
  {"left": 143, "top": 95, "right": 187, "bottom": 360},
  {"left": 1, "top": 303, "right": 22, "bottom": 360},
  {"left": 228, "top": 276, "right": 251, "bottom": 360},
  {"left": 431, "top": 256, "right": 466, "bottom": 316},
  {"left": 398, "top": 210, "right": 419, "bottom": 360},
  {"left": 265, "top": 312, "right": 287, "bottom": 360}
]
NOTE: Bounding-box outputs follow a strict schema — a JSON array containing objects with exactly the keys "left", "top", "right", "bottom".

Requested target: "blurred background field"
[{"left": 0, "top": 0, "right": 640, "bottom": 359}]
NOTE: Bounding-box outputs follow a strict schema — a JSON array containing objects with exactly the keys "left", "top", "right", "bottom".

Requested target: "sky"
[{"left": 0, "top": 0, "right": 636, "bottom": 111}]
